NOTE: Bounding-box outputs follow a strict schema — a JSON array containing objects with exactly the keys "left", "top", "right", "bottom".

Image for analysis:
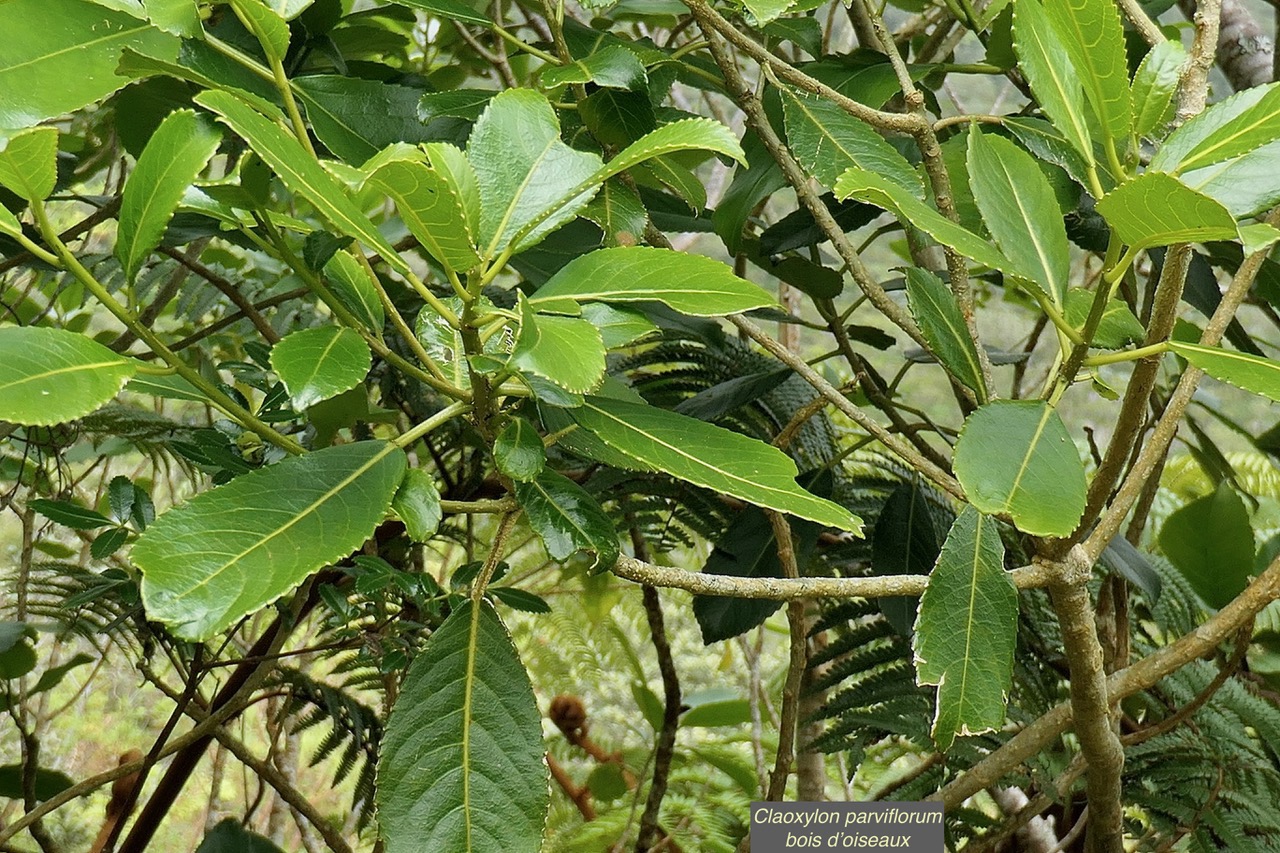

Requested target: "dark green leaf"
[
  {"left": 30, "top": 653, "right": 94, "bottom": 697},
  {"left": 378, "top": 601, "right": 548, "bottom": 853},
  {"left": 294, "top": 75, "right": 440, "bottom": 165},
  {"left": 904, "top": 267, "right": 988, "bottom": 397},
  {"left": 324, "top": 250, "right": 384, "bottom": 331},
  {"left": 388, "top": 0, "right": 488, "bottom": 25},
  {"left": 489, "top": 587, "right": 551, "bottom": 613},
  {"left": 1159, "top": 483, "right": 1254, "bottom": 608},
  {"left": 30, "top": 498, "right": 112, "bottom": 530},
  {"left": 913, "top": 506, "right": 1017, "bottom": 751},
  {"left": 0, "top": 641, "right": 36, "bottom": 679},
  {"left": 872, "top": 480, "right": 941, "bottom": 637},
  {"left": 90, "top": 527, "right": 129, "bottom": 560},
  {"left": 1132, "top": 40, "right": 1187, "bottom": 139},
  {"left": 542, "top": 45, "right": 647, "bottom": 92},
  {"left": 0, "top": 765, "right": 74, "bottom": 802},
  {"left": 195, "top": 819, "right": 286, "bottom": 853},
  {"left": 515, "top": 469, "right": 619, "bottom": 571},
  {"left": 1012, "top": 0, "right": 1094, "bottom": 167},
  {"left": 673, "top": 368, "right": 792, "bottom": 422},
  {"left": 133, "top": 441, "right": 407, "bottom": 639},
  {"left": 953, "top": 400, "right": 1086, "bottom": 537},
  {"left": 781, "top": 87, "right": 921, "bottom": 193}
]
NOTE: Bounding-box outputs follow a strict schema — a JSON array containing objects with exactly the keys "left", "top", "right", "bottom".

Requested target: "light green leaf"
[
  {"left": 1094, "top": 172, "right": 1240, "bottom": 250},
  {"left": 388, "top": 0, "right": 489, "bottom": 25},
  {"left": 742, "top": 0, "right": 794, "bottom": 25},
  {"left": 229, "top": 0, "right": 289, "bottom": 63},
  {"left": 263, "top": 0, "right": 313, "bottom": 19},
  {"left": 780, "top": 87, "right": 923, "bottom": 194},
  {"left": 117, "top": 109, "right": 221, "bottom": 283},
  {"left": 144, "top": 0, "right": 202, "bottom": 37},
  {"left": 365, "top": 146, "right": 481, "bottom": 274},
  {"left": 0, "top": 326, "right": 138, "bottom": 425},
  {"left": 1179, "top": 140, "right": 1280, "bottom": 218},
  {"left": 913, "top": 506, "right": 1017, "bottom": 751},
  {"left": 415, "top": 297, "right": 511, "bottom": 391},
  {"left": 134, "top": 441, "right": 407, "bottom": 640},
  {"left": 580, "top": 179, "right": 647, "bottom": 248},
  {"left": 194, "top": 90, "right": 412, "bottom": 277},
  {"left": 378, "top": 600, "right": 548, "bottom": 853},
  {"left": 0, "top": 204, "right": 21, "bottom": 239},
  {"left": 494, "top": 418, "right": 546, "bottom": 483},
  {"left": 953, "top": 400, "right": 1086, "bottom": 537},
  {"left": 1003, "top": 116, "right": 1094, "bottom": 191},
  {"left": 904, "top": 268, "right": 987, "bottom": 398},
  {"left": 530, "top": 246, "right": 775, "bottom": 317},
  {"left": 512, "top": 296, "right": 606, "bottom": 395},
  {"left": 323, "top": 251, "right": 384, "bottom": 331},
  {"left": 0, "top": 0, "right": 176, "bottom": 131},
  {"left": 293, "top": 76, "right": 439, "bottom": 166},
  {"left": 568, "top": 396, "right": 863, "bottom": 533},
  {"left": 541, "top": 45, "right": 647, "bottom": 92},
  {"left": 1158, "top": 482, "right": 1254, "bottom": 609},
  {"left": 966, "top": 126, "right": 1070, "bottom": 306},
  {"left": 0, "top": 127, "right": 58, "bottom": 202},
  {"left": 270, "top": 326, "right": 371, "bottom": 409},
  {"left": 1154, "top": 82, "right": 1280, "bottom": 175},
  {"left": 581, "top": 303, "right": 657, "bottom": 348},
  {"left": 392, "top": 468, "right": 442, "bottom": 543},
  {"left": 1012, "top": 0, "right": 1094, "bottom": 167},
  {"left": 596, "top": 118, "right": 745, "bottom": 183},
  {"left": 515, "top": 469, "right": 619, "bottom": 570},
  {"left": 1064, "top": 288, "right": 1143, "bottom": 349},
  {"left": 1169, "top": 341, "right": 1280, "bottom": 401},
  {"left": 1043, "top": 0, "right": 1131, "bottom": 144},
  {"left": 835, "top": 167, "right": 1027, "bottom": 284},
  {"left": 467, "top": 89, "right": 602, "bottom": 259},
  {"left": 1132, "top": 40, "right": 1188, "bottom": 139}
]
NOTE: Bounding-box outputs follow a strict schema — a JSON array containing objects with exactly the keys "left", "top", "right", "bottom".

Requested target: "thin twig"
[{"left": 765, "top": 511, "right": 805, "bottom": 801}]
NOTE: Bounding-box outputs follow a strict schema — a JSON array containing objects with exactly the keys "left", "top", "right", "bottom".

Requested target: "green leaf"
[
  {"left": 904, "top": 268, "right": 987, "bottom": 398},
  {"left": 467, "top": 89, "right": 602, "bottom": 259},
  {"left": 388, "top": 0, "right": 489, "bottom": 25},
  {"left": 1065, "top": 288, "right": 1143, "bottom": 349},
  {"left": 530, "top": 246, "right": 775, "bottom": 316},
  {"left": 581, "top": 303, "right": 657, "bottom": 348},
  {"left": 195, "top": 819, "right": 286, "bottom": 853},
  {"left": 1043, "top": 0, "right": 1132, "bottom": 145},
  {"left": 1132, "top": 40, "right": 1187, "bottom": 139},
  {"left": 0, "top": 0, "right": 176, "bottom": 131},
  {"left": 835, "top": 167, "right": 1026, "bottom": 285},
  {"left": 364, "top": 144, "right": 481, "bottom": 274},
  {"left": 0, "top": 126, "right": 58, "bottom": 202},
  {"left": 229, "top": 0, "right": 290, "bottom": 63},
  {"left": 0, "top": 326, "right": 138, "bottom": 425},
  {"left": 742, "top": 0, "right": 794, "bottom": 25},
  {"left": 416, "top": 297, "right": 509, "bottom": 391},
  {"left": 1153, "top": 82, "right": 1280, "bottom": 175},
  {"left": 494, "top": 418, "right": 547, "bottom": 483},
  {"left": 568, "top": 396, "right": 863, "bottom": 533},
  {"left": 392, "top": 467, "right": 442, "bottom": 543},
  {"left": 1094, "top": 172, "right": 1240, "bottom": 250},
  {"left": 29, "top": 498, "right": 112, "bottom": 530},
  {"left": 515, "top": 469, "right": 619, "bottom": 570},
  {"left": 780, "top": 87, "right": 922, "bottom": 194},
  {"left": 1169, "top": 341, "right": 1280, "bottom": 401},
  {"left": 194, "top": 90, "right": 411, "bottom": 277},
  {"left": 91, "top": 526, "right": 130, "bottom": 559},
  {"left": 378, "top": 600, "right": 548, "bottom": 853},
  {"left": 872, "top": 480, "right": 941, "bottom": 637},
  {"left": 263, "top": 0, "right": 313, "bottom": 19},
  {"left": 323, "top": 250, "right": 384, "bottom": 330},
  {"left": 1159, "top": 482, "right": 1254, "bottom": 609},
  {"left": 29, "top": 653, "right": 93, "bottom": 697},
  {"left": 144, "top": 0, "right": 202, "bottom": 37},
  {"left": 489, "top": 586, "right": 551, "bottom": 613},
  {"left": 1178, "top": 140, "right": 1280, "bottom": 219},
  {"left": 133, "top": 441, "right": 407, "bottom": 640},
  {"left": 1012, "top": 0, "right": 1094, "bottom": 167},
  {"left": 0, "top": 641, "right": 36, "bottom": 679},
  {"left": 913, "top": 506, "right": 1017, "bottom": 751},
  {"left": 117, "top": 109, "right": 221, "bottom": 283},
  {"left": 953, "top": 400, "right": 1086, "bottom": 537},
  {"left": 512, "top": 296, "right": 606, "bottom": 395},
  {"left": 0, "top": 765, "right": 74, "bottom": 802},
  {"left": 966, "top": 126, "right": 1069, "bottom": 306},
  {"left": 681, "top": 692, "right": 751, "bottom": 727},
  {"left": 580, "top": 179, "right": 648, "bottom": 248},
  {"left": 270, "top": 326, "right": 371, "bottom": 410},
  {"left": 541, "top": 45, "right": 647, "bottom": 92},
  {"left": 597, "top": 118, "right": 746, "bottom": 183},
  {"left": 293, "top": 76, "right": 440, "bottom": 166},
  {"left": 0, "top": 203, "right": 21, "bottom": 240}
]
